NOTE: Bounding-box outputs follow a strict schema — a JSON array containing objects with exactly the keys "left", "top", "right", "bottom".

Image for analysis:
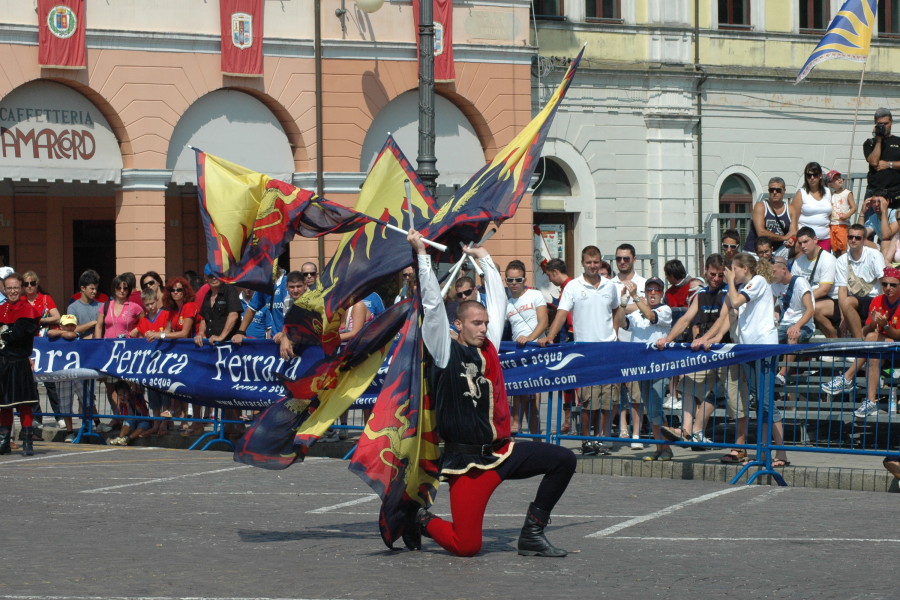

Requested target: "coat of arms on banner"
[
  {"left": 47, "top": 5, "right": 77, "bottom": 39},
  {"left": 231, "top": 12, "right": 253, "bottom": 49},
  {"left": 434, "top": 21, "right": 445, "bottom": 56}
]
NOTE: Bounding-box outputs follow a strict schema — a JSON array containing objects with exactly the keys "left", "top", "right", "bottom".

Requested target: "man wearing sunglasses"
[
  {"left": 835, "top": 223, "right": 886, "bottom": 340},
  {"left": 744, "top": 177, "right": 796, "bottom": 256},
  {"left": 823, "top": 267, "right": 900, "bottom": 418}
]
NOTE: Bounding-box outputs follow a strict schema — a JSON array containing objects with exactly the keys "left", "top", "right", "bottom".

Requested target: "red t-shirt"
[
  {"left": 136, "top": 309, "right": 170, "bottom": 336},
  {"left": 866, "top": 295, "right": 900, "bottom": 332},
  {"left": 27, "top": 293, "right": 58, "bottom": 334},
  {"left": 665, "top": 280, "right": 694, "bottom": 308},
  {"left": 167, "top": 302, "right": 199, "bottom": 334}
]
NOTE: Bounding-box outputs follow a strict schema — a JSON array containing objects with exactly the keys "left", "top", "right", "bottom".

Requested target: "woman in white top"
[
  {"left": 791, "top": 161, "right": 833, "bottom": 252},
  {"left": 724, "top": 253, "right": 789, "bottom": 467}
]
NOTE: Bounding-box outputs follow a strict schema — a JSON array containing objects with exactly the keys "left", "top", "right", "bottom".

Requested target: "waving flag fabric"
[
  {"left": 233, "top": 299, "right": 414, "bottom": 470},
  {"left": 289, "top": 135, "right": 437, "bottom": 352},
  {"left": 195, "top": 150, "right": 370, "bottom": 292},
  {"left": 796, "top": 0, "right": 877, "bottom": 83},
  {"left": 348, "top": 293, "right": 441, "bottom": 549},
  {"left": 419, "top": 46, "right": 583, "bottom": 261}
]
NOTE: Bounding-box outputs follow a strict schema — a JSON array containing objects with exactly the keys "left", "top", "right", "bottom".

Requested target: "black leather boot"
[
  {"left": 0, "top": 426, "right": 10, "bottom": 455},
  {"left": 21, "top": 426, "right": 34, "bottom": 456},
  {"left": 517, "top": 502, "right": 567, "bottom": 557},
  {"left": 401, "top": 507, "right": 435, "bottom": 551}
]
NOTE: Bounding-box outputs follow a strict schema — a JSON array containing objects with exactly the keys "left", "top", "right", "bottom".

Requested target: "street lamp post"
[
  {"left": 352, "top": 0, "right": 438, "bottom": 199},
  {"left": 415, "top": 0, "right": 439, "bottom": 200}
]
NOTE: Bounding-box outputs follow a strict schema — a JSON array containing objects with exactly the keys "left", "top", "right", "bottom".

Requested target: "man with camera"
[{"left": 863, "top": 108, "right": 900, "bottom": 204}]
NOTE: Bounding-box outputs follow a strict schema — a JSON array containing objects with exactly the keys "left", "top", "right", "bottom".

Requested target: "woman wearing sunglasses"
[
  {"left": 792, "top": 161, "right": 833, "bottom": 252},
  {"left": 22, "top": 271, "right": 60, "bottom": 334},
  {"left": 140, "top": 271, "right": 165, "bottom": 303}
]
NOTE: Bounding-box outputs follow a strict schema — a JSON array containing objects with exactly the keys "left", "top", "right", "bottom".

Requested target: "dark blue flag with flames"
[{"left": 348, "top": 292, "right": 441, "bottom": 549}]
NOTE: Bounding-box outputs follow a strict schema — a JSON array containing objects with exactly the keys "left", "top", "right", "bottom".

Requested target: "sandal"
[
  {"left": 660, "top": 426, "right": 687, "bottom": 442},
  {"left": 643, "top": 447, "right": 674, "bottom": 462},
  {"left": 772, "top": 458, "right": 791, "bottom": 468},
  {"left": 720, "top": 449, "right": 747, "bottom": 464}
]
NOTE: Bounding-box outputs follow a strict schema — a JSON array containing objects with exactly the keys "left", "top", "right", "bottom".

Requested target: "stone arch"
[
  {"left": 360, "top": 89, "right": 487, "bottom": 187},
  {"left": 166, "top": 89, "right": 295, "bottom": 184},
  {"left": 225, "top": 84, "right": 308, "bottom": 168}
]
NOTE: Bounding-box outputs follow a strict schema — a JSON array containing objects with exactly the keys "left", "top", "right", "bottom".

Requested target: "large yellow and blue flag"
[
  {"left": 195, "top": 149, "right": 371, "bottom": 292},
  {"left": 796, "top": 0, "right": 877, "bottom": 83},
  {"left": 288, "top": 135, "right": 436, "bottom": 353},
  {"left": 420, "top": 46, "right": 583, "bottom": 260}
]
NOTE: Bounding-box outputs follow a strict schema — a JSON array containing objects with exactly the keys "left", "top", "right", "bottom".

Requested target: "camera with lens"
[{"left": 875, "top": 123, "right": 888, "bottom": 137}]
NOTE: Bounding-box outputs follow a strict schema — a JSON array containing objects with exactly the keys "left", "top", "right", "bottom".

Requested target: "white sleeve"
[
  {"left": 418, "top": 254, "right": 452, "bottom": 368},
  {"left": 481, "top": 255, "right": 507, "bottom": 348},
  {"left": 655, "top": 305, "right": 673, "bottom": 329},
  {"left": 835, "top": 255, "right": 848, "bottom": 288}
]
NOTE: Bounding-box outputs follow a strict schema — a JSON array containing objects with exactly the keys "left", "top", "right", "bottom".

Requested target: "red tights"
[
  {"left": 424, "top": 469, "right": 502, "bottom": 557},
  {"left": 0, "top": 406, "right": 32, "bottom": 428}
]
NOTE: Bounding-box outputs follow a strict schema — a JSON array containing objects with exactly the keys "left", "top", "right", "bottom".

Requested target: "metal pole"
[{"left": 417, "top": 0, "right": 439, "bottom": 200}]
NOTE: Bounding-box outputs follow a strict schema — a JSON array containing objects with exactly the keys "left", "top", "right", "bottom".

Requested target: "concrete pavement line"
[
  {"left": 79, "top": 465, "right": 251, "bottom": 493},
  {"left": 585, "top": 486, "right": 752, "bottom": 538},
  {"left": 610, "top": 536, "right": 900, "bottom": 543},
  {"left": 0, "top": 596, "right": 344, "bottom": 600},
  {"left": 0, "top": 448, "right": 117, "bottom": 465},
  {"left": 308, "top": 494, "right": 380, "bottom": 514}
]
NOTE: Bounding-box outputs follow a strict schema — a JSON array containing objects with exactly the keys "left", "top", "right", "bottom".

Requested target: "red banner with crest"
[
  {"left": 412, "top": 0, "right": 455, "bottom": 82},
  {"left": 38, "top": 0, "right": 86, "bottom": 69},
  {"left": 220, "top": 0, "right": 264, "bottom": 76}
]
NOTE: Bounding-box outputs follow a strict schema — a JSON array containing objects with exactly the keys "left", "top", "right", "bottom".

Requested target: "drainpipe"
[
  {"left": 315, "top": 0, "right": 326, "bottom": 269},
  {"left": 693, "top": 0, "right": 707, "bottom": 254}
]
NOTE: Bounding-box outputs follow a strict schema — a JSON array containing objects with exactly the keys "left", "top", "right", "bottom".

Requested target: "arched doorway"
[
  {"left": 166, "top": 89, "right": 295, "bottom": 275},
  {"left": 718, "top": 173, "right": 754, "bottom": 242}
]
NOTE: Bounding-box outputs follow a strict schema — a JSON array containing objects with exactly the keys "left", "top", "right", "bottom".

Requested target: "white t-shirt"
[
  {"left": 791, "top": 249, "right": 838, "bottom": 300},
  {"left": 737, "top": 274, "right": 778, "bottom": 344},
  {"left": 558, "top": 275, "right": 620, "bottom": 342},
  {"left": 835, "top": 246, "right": 886, "bottom": 298},
  {"left": 799, "top": 187, "right": 833, "bottom": 239},
  {"left": 771, "top": 276, "right": 814, "bottom": 327},
  {"left": 831, "top": 189, "right": 853, "bottom": 226},
  {"left": 506, "top": 288, "right": 547, "bottom": 340},
  {"left": 624, "top": 305, "right": 672, "bottom": 344},
  {"left": 613, "top": 274, "right": 646, "bottom": 342}
]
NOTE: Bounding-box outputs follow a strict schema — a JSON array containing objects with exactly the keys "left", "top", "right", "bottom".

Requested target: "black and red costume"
[
  {"left": 0, "top": 295, "right": 40, "bottom": 456},
  {"left": 414, "top": 251, "right": 575, "bottom": 557}
]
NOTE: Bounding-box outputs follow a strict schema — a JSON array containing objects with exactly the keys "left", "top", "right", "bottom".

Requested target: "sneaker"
[
  {"left": 320, "top": 429, "right": 340, "bottom": 443},
  {"left": 775, "top": 373, "right": 786, "bottom": 386},
  {"left": 630, "top": 436, "right": 644, "bottom": 450},
  {"left": 854, "top": 399, "right": 881, "bottom": 418},
  {"left": 821, "top": 375, "right": 857, "bottom": 395},
  {"left": 581, "top": 441, "right": 599, "bottom": 456},
  {"left": 594, "top": 441, "right": 612, "bottom": 456},
  {"left": 64, "top": 431, "right": 76, "bottom": 443},
  {"left": 107, "top": 436, "right": 123, "bottom": 446},
  {"left": 662, "top": 395, "right": 682, "bottom": 410},
  {"left": 94, "top": 423, "right": 112, "bottom": 433},
  {"left": 56, "top": 419, "right": 67, "bottom": 429},
  {"left": 689, "top": 431, "right": 712, "bottom": 451}
]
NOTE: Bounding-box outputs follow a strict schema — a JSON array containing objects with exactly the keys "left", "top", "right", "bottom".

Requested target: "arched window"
[
  {"left": 719, "top": 173, "right": 753, "bottom": 242},
  {"left": 532, "top": 157, "right": 572, "bottom": 197}
]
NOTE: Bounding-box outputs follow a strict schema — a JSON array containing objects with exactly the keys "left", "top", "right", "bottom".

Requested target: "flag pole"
[
  {"left": 846, "top": 61, "right": 869, "bottom": 178},
  {"left": 439, "top": 228, "right": 497, "bottom": 297}
]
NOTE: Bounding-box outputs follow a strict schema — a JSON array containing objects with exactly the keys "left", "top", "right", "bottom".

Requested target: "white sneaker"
[
  {"left": 64, "top": 431, "right": 76, "bottom": 443},
  {"left": 821, "top": 375, "right": 857, "bottom": 396},
  {"left": 630, "top": 437, "right": 644, "bottom": 450},
  {"left": 94, "top": 423, "right": 112, "bottom": 433},
  {"left": 854, "top": 399, "right": 881, "bottom": 418},
  {"left": 56, "top": 419, "right": 67, "bottom": 429},
  {"left": 663, "top": 395, "right": 682, "bottom": 410},
  {"left": 775, "top": 373, "right": 786, "bottom": 386}
]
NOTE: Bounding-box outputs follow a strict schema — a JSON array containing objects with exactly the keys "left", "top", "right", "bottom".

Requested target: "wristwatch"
[{"left": 161, "top": 332, "right": 166, "bottom": 339}]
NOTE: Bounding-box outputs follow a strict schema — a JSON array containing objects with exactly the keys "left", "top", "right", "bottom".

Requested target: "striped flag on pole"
[{"left": 796, "top": 0, "right": 877, "bottom": 83}]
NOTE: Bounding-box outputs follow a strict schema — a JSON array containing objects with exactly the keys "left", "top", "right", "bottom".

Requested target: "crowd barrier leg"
[
  {"left": 544, "top": 391, "right": 556, "bottom": 444},
  {"left": 73, "top": 380, "right": 105, "bottom": 445},
  {"left": 188, "top": 408, "right": 235, "bottom": 451},
  {"left": 732, "top": 358, "right": 786, "bottom": 486}
]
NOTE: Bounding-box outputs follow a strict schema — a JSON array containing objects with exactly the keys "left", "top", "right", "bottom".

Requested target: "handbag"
[{"left": 847, "top": 263, "right": 875, "bottom": 298}]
